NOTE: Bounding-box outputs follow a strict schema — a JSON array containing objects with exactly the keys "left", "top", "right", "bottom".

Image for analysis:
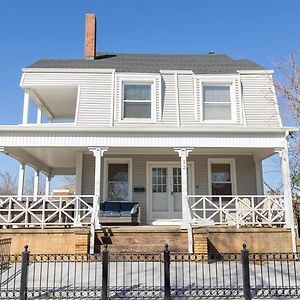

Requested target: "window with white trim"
[
  {"left": 108, "top": 163, "right": 129, "bottom": 201},
  {"left": 202, "top": 84, "right": 232, "bottom": 121},
  {"left": 122, "top": 83, "right": 152, "bottom": 119},
  {"left": 208, "top": 159, "right": 236, "bottom": 195}
]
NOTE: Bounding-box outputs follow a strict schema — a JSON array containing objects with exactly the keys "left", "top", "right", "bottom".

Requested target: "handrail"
[
  {"left": 0, "top": 195, "right": 95, "bottom": 228},
  {"left": 187, "top": 195, "right": 285, "bottom": 228}
]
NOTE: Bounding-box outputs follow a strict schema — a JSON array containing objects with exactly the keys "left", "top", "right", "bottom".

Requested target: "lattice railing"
[
  {"left": 0, "top": 195, "right": 94, "bottom": 228},
  {"left": 187, "top": 195, "right": 285, "bottom": 227}
]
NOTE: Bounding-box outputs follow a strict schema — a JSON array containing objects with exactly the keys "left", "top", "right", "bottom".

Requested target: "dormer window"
[
  {"left": 202, "top": 84, "right": 232, "bottom": 121},
  {"left": 122, "top": 83, "right": 152, "bottom": 119}
]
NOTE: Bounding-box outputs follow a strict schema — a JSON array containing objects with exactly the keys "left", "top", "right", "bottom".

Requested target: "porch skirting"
[{"left": 0, "top": 226, "right": 292, "bottom": 254}]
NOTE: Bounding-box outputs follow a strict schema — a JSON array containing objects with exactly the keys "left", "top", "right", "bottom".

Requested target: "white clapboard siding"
[
  {"left": 77, "top": 74, "right": 112, "bottom": 126},
  {"left": 22, "top": 72, "right": 113, "bottom": 126},
  {"left": 161, "top": 74, "right": 177, "bottom": 125},
  {"left": 234, "top": 78, "right": 241, "bottom": 123},
  {"left": 82, "top": 154, "right": 257, "bottom": 224},
  {"left": 241, "top": 74, "right": 281, "bottom": 127},
  {"left": 178, "top": 74, "right": 195, "bottom": 125},
  {"left": 22, "top": 71, "right": 282, "bottom": 129}
]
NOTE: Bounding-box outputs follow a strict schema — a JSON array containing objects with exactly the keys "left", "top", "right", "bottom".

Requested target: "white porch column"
[
  {"left": 75, "top": 152, "right": 83, "bottom": 195},
  {"left": 22, "top": 90, "right": 30, "bottom": 125},
  {"left": 45, "top": 175, "right": 51, "bottom": 196},
  {"left": 36, "top": 107, "right": 42, "bottom": 124},
  {"left": 279, "top": 136, "right": 296, "bottom": 252},
  {"left": 33, "top": 169, "right": 40, "bottom": 199},
  {"left": 17, "top": 163, "right": 26, "bottom": 199},
  {"left": 88, "top": 147, "right": 108, "bottom": 254},
  {"left": 174, "top": 148, "right": 193, "bottom": 228},
  {"left": 89, "top": 147, "right": 108, "bottom": 197},
  {"left": 254, "top": 158, "right": 264, "bottom": 195}
]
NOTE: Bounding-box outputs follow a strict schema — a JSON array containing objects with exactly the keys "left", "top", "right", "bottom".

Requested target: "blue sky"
[{"left": 0, "top": 0, "right": 299, "bottom": 191}]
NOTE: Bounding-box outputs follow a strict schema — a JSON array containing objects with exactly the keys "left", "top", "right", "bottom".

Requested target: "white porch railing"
[
  {"left": 0, "top": 195, "right": 94, "bottom": 228},
  {"left": 187, "top": 195, "right": 285, "bottom": 227}
]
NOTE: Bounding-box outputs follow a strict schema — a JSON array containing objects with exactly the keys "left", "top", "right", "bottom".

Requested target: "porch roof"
[{"left": 0, "top": 126, "right": 288, "bottom": 150}]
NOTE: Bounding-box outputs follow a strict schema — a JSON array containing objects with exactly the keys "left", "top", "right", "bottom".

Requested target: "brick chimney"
[{"left": 85, "top": 14, "right": 96, "bottom": 60}]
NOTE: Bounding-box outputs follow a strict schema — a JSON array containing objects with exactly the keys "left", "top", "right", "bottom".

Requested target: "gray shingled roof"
[{"left": 27, "top": 52, "right": 265, "bottom": 74}]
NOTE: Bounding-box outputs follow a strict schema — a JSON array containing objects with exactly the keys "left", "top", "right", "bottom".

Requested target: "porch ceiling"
[
  {"left": 3, "top": 147, "right": 80, "bottom": 175},
  {"left": 28, "top": 86, "right": 78, "bottom": 120}
]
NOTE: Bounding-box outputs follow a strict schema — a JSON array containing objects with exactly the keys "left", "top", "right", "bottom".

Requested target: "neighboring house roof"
[{"left": 26, "top": 52, "right": 265, "bottom": 74}]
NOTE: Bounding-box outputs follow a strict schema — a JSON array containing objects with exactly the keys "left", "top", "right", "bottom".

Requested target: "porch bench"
[{"left": 99, "top": 202, "right": 141, "bottom": 225}]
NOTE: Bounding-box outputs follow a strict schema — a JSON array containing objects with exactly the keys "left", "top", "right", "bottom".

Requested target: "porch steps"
[{"left": 95, "top": 226, "right": 189, "bottom": 253}]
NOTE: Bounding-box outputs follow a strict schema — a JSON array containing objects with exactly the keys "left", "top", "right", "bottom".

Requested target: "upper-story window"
[
  {"left": 122, "top": 83, "right": 152, "bottom": 119},
  {"left": 202, "top": 83, "right": 233, "bottom": 121}
]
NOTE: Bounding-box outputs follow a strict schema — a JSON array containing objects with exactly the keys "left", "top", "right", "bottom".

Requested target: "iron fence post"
[
  {"left": 242, "top": 243, "right": 251, "bottom": 300},
  {"left": 163, "top": 244, "right": 171, "bottom": 300},
  {"left": 102, "top": 244, "right": 109, "bottom": 300},
  {"left": 19, "top": 245, "right": 29, "bottom": 300}
]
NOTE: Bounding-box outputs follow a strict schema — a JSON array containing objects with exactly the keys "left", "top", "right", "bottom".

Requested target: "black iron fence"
[{"left": 1, "top": 244, "right": 300, "bottom": 299}]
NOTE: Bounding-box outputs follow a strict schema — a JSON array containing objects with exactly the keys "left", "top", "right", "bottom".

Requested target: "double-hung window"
[
  {"left": 208, "top": 159, "right": 236, "bottom": 196},
  {"left": 202, "top": 84, "right": 232, "bottom": 121},
  {"left": 122, "top": 83, "right": 152, "bottom": 119}
]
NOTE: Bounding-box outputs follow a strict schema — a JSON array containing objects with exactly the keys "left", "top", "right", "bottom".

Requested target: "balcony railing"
[
  {"left": 0, "top": 195, "right": 94, "bottom": 228},
  {"left": 187, "top": 195, "right": 285, "bottom": 227}
]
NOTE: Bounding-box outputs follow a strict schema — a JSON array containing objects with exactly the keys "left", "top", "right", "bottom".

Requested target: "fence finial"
[
  {"left": 164, "top": 244, "right": 169, "bottom": 251},
  {"left": 24, "top": 245, "right": 29, "bottom": 252},
  {"left": 242, "top": 243, "right": 247, "bottom": 251}
]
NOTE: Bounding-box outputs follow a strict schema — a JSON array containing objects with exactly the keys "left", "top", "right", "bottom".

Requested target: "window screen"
[
  {"left": 123, "top": 84, "right": 152, "bottom": 119},
  {"left": 203, "top": 85, "right": 231, "bottom": 120}
]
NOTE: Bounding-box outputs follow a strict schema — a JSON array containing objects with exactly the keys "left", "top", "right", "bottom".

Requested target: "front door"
[{"left": 149, "top": 164, "right": 192, "bottom": 222}]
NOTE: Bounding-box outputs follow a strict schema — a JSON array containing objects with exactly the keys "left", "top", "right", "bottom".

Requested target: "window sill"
[
  {"left": 118, "top": 119, "right": 156, "bottom": 124},
  {"left": 200, "top": 120, "right": 238, "bottom": 124}
]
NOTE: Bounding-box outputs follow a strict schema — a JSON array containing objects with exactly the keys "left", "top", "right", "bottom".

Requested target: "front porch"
[{"left": 0, "top": 145, "right": 295, "bottom": 252}]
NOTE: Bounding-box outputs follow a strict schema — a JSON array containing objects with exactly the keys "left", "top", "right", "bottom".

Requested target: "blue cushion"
[
  {"left": 120, "top": 202, "right": 135, "bottom": 211},
  {"left": 101, "top": 210, "right": 121, "bottom": 217},
  {"left": 103, "top": 202, "right": 121, "bottom": 212},
  {"left": 120, "top": 211, "right": 132, "bottom": 217}
]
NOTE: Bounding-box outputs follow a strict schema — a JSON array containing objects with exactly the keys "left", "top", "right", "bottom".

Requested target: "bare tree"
[
  {"left": 0, "top": 171, "right": 17, "bottom": 195},
  {"left": 273, "top": 50, "right": 300, "bottom": 193},
  {"left": 24, "top": 172, "right": 46, "bottom": 195}
]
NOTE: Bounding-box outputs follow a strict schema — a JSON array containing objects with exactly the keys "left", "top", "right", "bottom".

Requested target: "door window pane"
[
  {"left": 152, "top": 168, "right": 167, "bottom": 193},
  {"left": 173, "top": 168, "right": 182, "bottom": 193},
  {"left": 108, "top": 164, "right": 128, "bottom": 201}
]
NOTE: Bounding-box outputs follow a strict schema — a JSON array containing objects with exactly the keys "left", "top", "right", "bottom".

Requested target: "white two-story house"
[{"left": 0, "top": 14, "right": 296, "bottom": 253}]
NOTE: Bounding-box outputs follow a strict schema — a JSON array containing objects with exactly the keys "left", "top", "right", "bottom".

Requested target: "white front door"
[{"left": 149, "top": 163, "right": 192, "bottom": 222}]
